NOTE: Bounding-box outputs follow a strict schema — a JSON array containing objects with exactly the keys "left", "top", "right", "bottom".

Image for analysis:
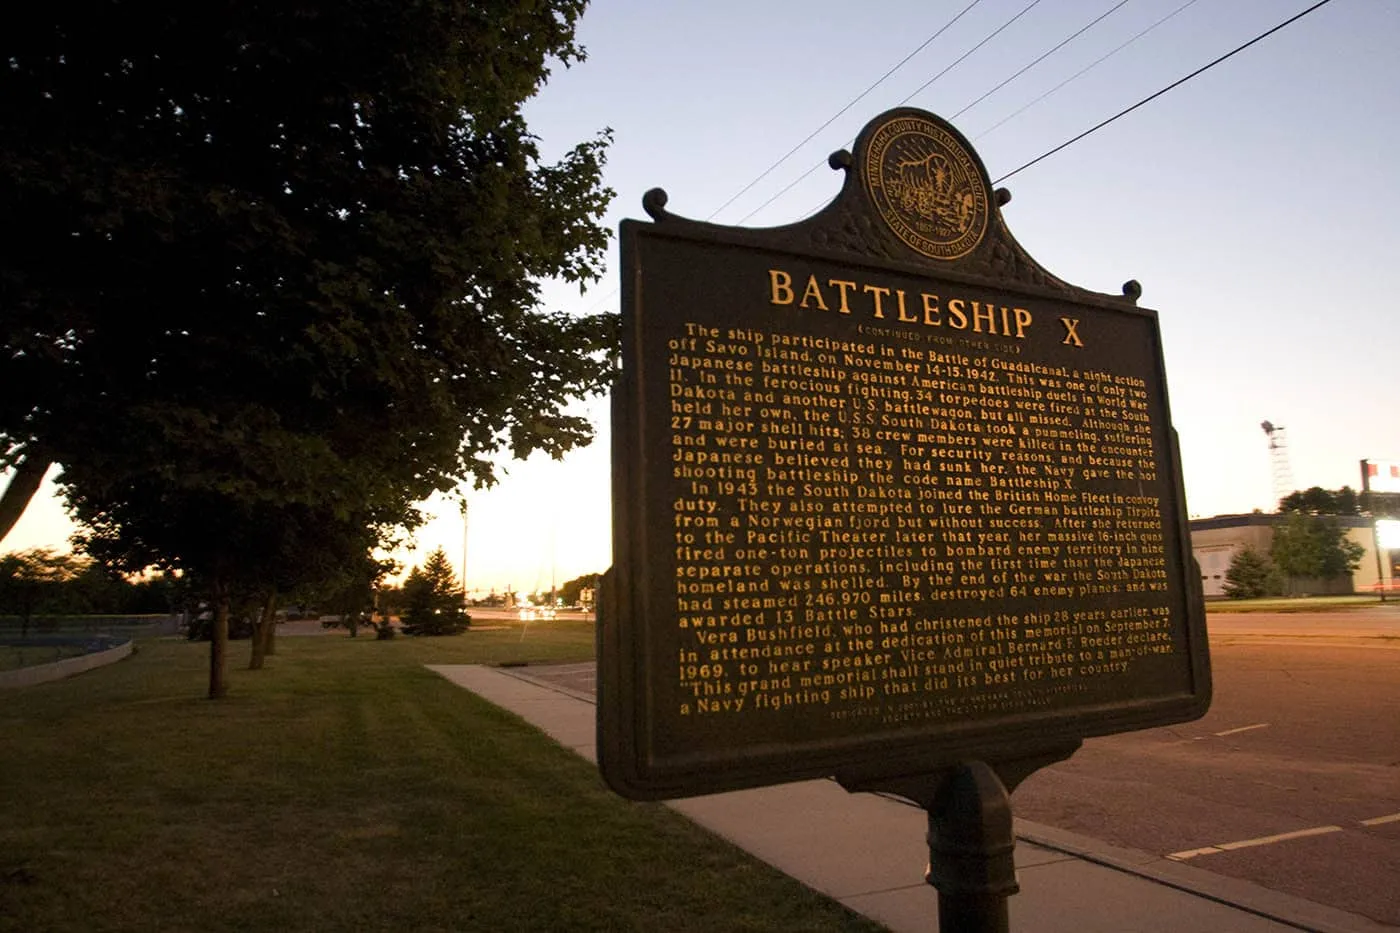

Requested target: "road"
[
  {"left": 467, "top": 607, "right": 595, "bottom": 624},
  {"left": 1012, "top": 607, "right": 1400, "bottom": 926},
  {"left": 526, "top": 606, "right": 1400, "bottom": 925}
]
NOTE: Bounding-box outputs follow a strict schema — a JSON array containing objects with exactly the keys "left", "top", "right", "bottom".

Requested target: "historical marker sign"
[{"left": 600, "top": 109, "right": 1210, "bottom": 801}]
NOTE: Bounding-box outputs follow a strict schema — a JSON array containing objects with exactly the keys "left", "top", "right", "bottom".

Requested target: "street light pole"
[
  {"left": 467, "top": 498, "right": 478, "bottom": 607},
  {"left": 1374, "top": 519, "right": 1388, "bottom": 604}
]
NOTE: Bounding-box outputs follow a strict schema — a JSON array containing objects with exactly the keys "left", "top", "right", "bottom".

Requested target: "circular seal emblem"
[{"left": 864, "top": 115, "right": 988, "bottom": 260}]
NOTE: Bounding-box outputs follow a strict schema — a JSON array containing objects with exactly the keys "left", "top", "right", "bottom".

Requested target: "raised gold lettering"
[
  {"left": 769, "top": 269, "right": 794, "bottom": 306},
  {"left": 800, "top": 275, "right": 829, "bottom": 310},
  {"left": 863, "top": 284, "right": 891, "bottom": 319},
  {"left": 922, "top": 293, "right": 941, "bottom": 326},
  {"left": 666, "top": 288, "right": 1171, "bottom": 725},
  {"left": 828, "top": 279, "right": 858, "bottom": 313},
  {"left": 947, "top": 298, "right": 968, "bottom": 329}
]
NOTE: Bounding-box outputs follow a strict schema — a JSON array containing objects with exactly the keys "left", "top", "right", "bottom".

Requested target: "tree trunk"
[
  {"left": 209, "top": 585, "right": 230, "bottom": 699},
  {"left": 249, "top": 590, "right": 277, "bottom": 669},
  {"left": 262, "top": 601, "right": 278, "bottom": 656},
  {"left": 0, "top": 454, "right": 52, "bottom": 545}
]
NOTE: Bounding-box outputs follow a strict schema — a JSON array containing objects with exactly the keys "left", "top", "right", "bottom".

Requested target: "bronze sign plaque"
[
  {"left": 864, "top": 113, "right": 988, "bottom": 260},
  {"left": 600, "top": 109, "right": 1209, "bottom": 800}
]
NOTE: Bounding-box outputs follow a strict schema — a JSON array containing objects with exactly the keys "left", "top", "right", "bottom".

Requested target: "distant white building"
[{"left": 1189, "top": 513, "right": 1394, "bottom": 598}]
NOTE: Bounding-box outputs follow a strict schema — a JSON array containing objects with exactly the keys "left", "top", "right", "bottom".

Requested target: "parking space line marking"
[
  {"left": 1360, "top": 812, "right": 1400, "bottom": 827},
  {"left": 1213, "top": 722, "right": 1270, "bottom": 737},
  {"left": 1215, "top": 826, "right": 1343, "bottom": 850},
  {"left": 1166, "top": 846, "right": 1222, "bottom": 861},
  {"left": 1166, "top": 825, "right": 1343, "bottom": 861}
]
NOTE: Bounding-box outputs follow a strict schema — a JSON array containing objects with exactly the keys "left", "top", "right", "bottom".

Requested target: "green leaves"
[
  {"left": 4, "top": 0, "right": 617, "bottom": 584},
  {"left": 1221, "top": 547, "right": 1282, "bottom": 599},
  {"left": 400, "top": 547, "right": 468, "bottom": 636},
  {"left": 1269, "top": 512, "right": 1366, "bottom": 581},
  {"left": 1277, "top": 486, "right": 1361, "bottom": 515}
]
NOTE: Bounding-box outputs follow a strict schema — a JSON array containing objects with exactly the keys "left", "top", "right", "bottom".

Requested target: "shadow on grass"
[{"left": 0, "top": 627, "right": 884, "bottom": 933}]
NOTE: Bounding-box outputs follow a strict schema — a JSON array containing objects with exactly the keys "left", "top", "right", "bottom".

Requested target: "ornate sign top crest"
[{"left": 862, "top": 112, "right": 989, "bottom": 261}]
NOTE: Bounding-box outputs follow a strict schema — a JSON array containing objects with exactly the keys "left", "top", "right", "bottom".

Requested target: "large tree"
[
  {"left": 1277, "top": 486, "right": 1361, "bottom": 515},
  {"left": 2, "top": 0, "right": 614, "bottom": 527},
  {"left": 1279, "top": 484, "right": 1400, "bottom": 520},
  {"left": 0, "top": 548, "right": 81, "bottom": 637},
  {"left": 74, "top": 478, "right": 413, "bottom": 694},
  {"left": 558, "top": 571, "right": 601, "bottom": 606},
  {"left": 400, "top": 547, "right": 468, "bottom": 636},
  {"left": 1269, "top": 511, "right": 1366, "bottom": 584},
  {"left": 316, "top": 550, "right": 397, "bottom": 638},
  {"left": 1221, "top": 547, "right": 1281, "bottom": 600},
  {"left": 2, "top": 2, "right": 617, "bottom": 693}
]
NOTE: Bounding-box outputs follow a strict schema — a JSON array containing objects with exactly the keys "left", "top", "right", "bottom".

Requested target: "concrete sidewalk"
[{"left": 428, "top": 663, "right": 1395, "bottom": 933}]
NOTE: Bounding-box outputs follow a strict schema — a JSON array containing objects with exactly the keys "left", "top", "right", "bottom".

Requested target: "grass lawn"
[
  {"left": 0, "top": 623, "right": 883, "bottom": 932},
  {"left": 1205, "top": 595, "right": 1389, "bottom": 614}
]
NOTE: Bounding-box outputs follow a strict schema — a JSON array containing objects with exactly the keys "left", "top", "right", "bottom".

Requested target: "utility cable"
[
  {"left": 705, "top": 0, "right": 986, "bottom": 223},
  {"left": 974, "top": 0, "right": 1204, "bottom": 140},
  {"left": 733, "top": 157, "right": 828, "bottom": 226},
  {"left": 993, "top": 0, "right": 1336, "bottom": 184},
  {"left": 951, "top": 0, "right": 1134, "bottom": 120},
  {"left": 896, "top": 0, "right": 1047, "bottom": 106},
  {"left": 773, "top": 0, "right": 1108, "bottom": 222},
  {"left": 590, "top": 0, "right": 1332, "bottom": 314},
  {"left": 736, "top": 0, "right": 1049, "bottom": 226},
  {"left": 581, "top": 2, "right": 993, "bottom": 311}
]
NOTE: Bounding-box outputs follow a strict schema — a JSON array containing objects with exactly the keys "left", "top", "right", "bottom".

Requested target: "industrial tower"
[{"left": 1260, "top": 420, "right": 1295, "bottom": 510}]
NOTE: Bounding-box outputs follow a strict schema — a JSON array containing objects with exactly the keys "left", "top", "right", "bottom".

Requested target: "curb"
[
  {"left": 0, "top": 639, "right": 133, "bottom": 689},
  {"left": 1015, "top": 819, "right": 1399, "bottom": 933},
  {"left": 493, "top": 662, "right": 1399, "bottom": 933}
]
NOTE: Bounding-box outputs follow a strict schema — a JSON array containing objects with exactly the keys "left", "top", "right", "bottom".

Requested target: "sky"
[{"left": 5, "top": 0, "right": 1397, "bottom": 596}]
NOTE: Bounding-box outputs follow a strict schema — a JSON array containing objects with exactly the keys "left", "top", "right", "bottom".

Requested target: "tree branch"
[{"left": 0, "top": 454, "right": 52, "bottom": 544}]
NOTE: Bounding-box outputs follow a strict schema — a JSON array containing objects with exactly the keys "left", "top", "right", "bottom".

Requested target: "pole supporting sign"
[{"left": 600, "top": 108, "right": 1210, "bottom": 801}]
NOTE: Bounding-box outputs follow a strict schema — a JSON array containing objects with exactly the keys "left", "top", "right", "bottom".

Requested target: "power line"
[
  {"left": 993, "top": 0, "right": 1336, "bottom": 184},
  {"left": 737, "top": 0, "right": 1051, "bottom": 226},
  {"left": 591, "top": 0, "right": 1333, "bottom": 315},
  {"left": 599, "top": 0, "right": 1130, "bottom": 297},
  {"left": 779, "top": 0, "right": 1127, "bottom": 222},
  {"left": 734, "top": 157, "right": 827, "bottom": 226},
  {"left": 950, "top": 0, "right": 1134, "bottom": 120},
  {"left": 973, "top": 0, "right": 1204, "bottom": 141},
  {"left": 577, "top": 0, "right": 1083, "bottom": 313},
  {"left": 896, "top": 0, "right": 1047, "bottom": 106},
  {"left": 706, "top": 0, "right": 987, "bottom": 223}
]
